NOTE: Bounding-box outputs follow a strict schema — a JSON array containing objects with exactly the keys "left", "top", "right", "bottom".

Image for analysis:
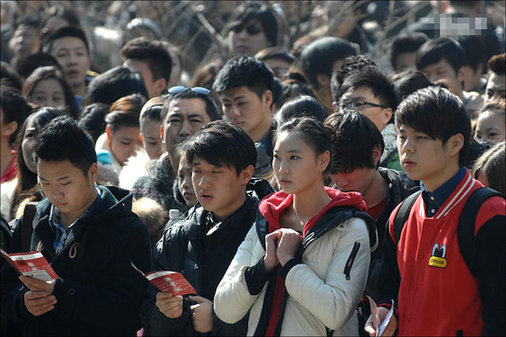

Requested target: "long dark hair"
[{"left": 22, "top": 66, "right": 80, "bottom": 119}]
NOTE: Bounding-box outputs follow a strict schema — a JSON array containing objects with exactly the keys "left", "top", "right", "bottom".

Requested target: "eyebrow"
[
  {"left": 223, "top": 95, "right": 247, "bottom": 102},
  {"left": 274, "top": 149, "right": 303, "bottom": 153},
  {"left": 39, "top": 175, "right": 71, "bottom": 182}
]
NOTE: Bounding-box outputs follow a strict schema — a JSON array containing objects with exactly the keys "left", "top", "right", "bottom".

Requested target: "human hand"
[
  {"left": 275, "top": 228, "right": 302, "bottom": 266},
  {"left": 189, "top": 295, "right": 213, "bottom": 333},
  {"left": 156, "top": 292, "right": 183, "bottom": 319},
  {"left": 364, "top": 306, "right": 397, "bottom": 336},
  {"left": 23, "top": 289, "right": 57, "bottom": 316},
  {"left": 19, "top": 275, "right": 55, "bottom": 293},
  {"left": 264, "top": 231, "right": 282, "bottom": 272}
]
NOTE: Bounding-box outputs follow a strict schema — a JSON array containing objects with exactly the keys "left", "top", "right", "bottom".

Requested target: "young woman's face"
[
  {"left": 22, "top": 118, "right": 42, "bottom": 173},
  {"left": 108, "top": 125, "right": 141, "bottom": 166},
  {"left": 177, "top": 154, "right": 196, "bottom": 207},
  {"left": 475, "top": 110, "right": 505, "bottom": 145},
  {"left": 273, "top": 131, "right": 328, "bottom": 195},
  {"left": 228, "top": 20, "right": 270, "bottom": 57},
  {"left": 28, "top": 78, "right": 66, "bottom": 108}
]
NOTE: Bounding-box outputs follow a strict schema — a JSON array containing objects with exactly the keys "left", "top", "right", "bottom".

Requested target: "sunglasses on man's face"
[
  {"left": 167, "top": 86, "right": 210, "bottom": 96},
  {"left": 231, "top": 22, "right": 262, "bottom": 35}
]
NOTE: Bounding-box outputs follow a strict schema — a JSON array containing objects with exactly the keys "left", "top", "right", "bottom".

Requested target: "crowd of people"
[{"left": 0, "top": 1, "right": 505, "bottom": 336}]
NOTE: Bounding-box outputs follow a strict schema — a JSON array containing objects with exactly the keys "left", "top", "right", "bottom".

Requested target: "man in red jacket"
[{"left": 365, "top": 86, "right": 505, "bottom": 336}]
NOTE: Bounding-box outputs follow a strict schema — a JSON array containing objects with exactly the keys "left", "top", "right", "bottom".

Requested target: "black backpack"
[{"left": 392, "top": 187, "right": 504, "bottom": 277}]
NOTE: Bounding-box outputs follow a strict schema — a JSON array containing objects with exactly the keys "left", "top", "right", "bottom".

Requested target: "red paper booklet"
[
  {"left": 0, "top": 249, "right": 58, "bottom": 281},
  {"left": 130, "top": 260, "right": 196, "bottom": 296}
]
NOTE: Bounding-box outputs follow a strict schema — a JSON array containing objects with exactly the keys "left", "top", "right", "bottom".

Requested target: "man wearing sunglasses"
[
  {"left": 130, "top": 86, "right": 220, "bottom": 214},
  {"left": 226, "top": 3, "right": 279, "bottom": 57},
  {"left": 336, "top": 67, "right": 400, "bottom": 170}
]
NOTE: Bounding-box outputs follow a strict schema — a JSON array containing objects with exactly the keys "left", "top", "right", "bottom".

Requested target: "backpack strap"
[
  {"left": 392, "top": 191, "right": 422, "bottom": 244},
  {"left": 21, "top": 202, "right": 38, "bottom": 252},
  {"left": 457, "top": 187, "right": 504, "bottom": 277}
]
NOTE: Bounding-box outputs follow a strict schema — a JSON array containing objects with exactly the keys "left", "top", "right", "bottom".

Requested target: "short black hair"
[
  {"left": 392, "top": 70, "right": 434, "bottom": 99},
  {"left": 416, "top": 37, "right": 465, "bottom": 74},
  {"left": 0, "top": 61, "right": 23, "bottom": 91},
  {"left": 77, "top": 103, "right": 109, "bottom": 143},
  {"left": 300, "top": 36, "right": 357, "bottom": 90},
  {"left": 276, "top": 117, "right": 334, "bottom": 174},
  {"left": 1, "top": 85, "right": 31, "bottom": 146},
  {"left": 213, "top": 56, "right": 274, "bottom": 100},
  {"left": 185, "top": 120, "right": 256, "bottom": 176},
  {"left": 40, "top": 4, "right": 81, "bottom": 37},
  {"left": 325, "top": 111, "right": 384, "bottom": 173},
  {"left": 395, "top": 86, "right": 470, "bottom": 166},
  {"left": 277, "top": 95, "right": 327, "bottom": 125},
  {"left": 41, "top": 26, "right": 89, "bottom": 54},
  {"left": 34, "top": 115, "right": 97, "bottom": 175},
  {"left": 120, "top": 37, "right": 172, "bottom": 83},
  {"left": 226, "top": 3, "right": 279, "bottom": 47},
  {"left": 455, "top": 35, "right": 486, "bottom": 73},
  {"left": 84, "top": 66, "right": 148, "bottom": 106},
  {"left": 161, "top": 89, "right": 220, "bottom": 123},
  {"left": 389, "top": 33, "right": 428, "bottom": 71},
  {"left": 337, "top": 67, "right": 399, "bottom": 110},
  {"left": 255, "top": 48, "right": 296, "bottom": 65},
  {"left": 15, "top": 52, "right": 62, "bottom": 79},
  {"left": 331, "top": 55, "right": 378, "bottom": 102}
]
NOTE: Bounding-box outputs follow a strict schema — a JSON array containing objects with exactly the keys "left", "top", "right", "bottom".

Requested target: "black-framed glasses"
[
  {"left": 340, "top": 97, "right": 388, "bottom": 111},
  {"left": 231, "top": 22, "right": 262, "bottom": 35},
  {"left": 167, "top": 86, "right": 210, "bottom": 96}
]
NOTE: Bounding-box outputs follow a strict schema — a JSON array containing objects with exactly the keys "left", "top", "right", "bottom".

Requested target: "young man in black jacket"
[
  {"left": 141, "top": 120, "right": 273, "bottom": 336},
  {"left": 325, "top": 111, "right": 419, "bottom": 300},
  {"left": 1, "top": 116, "right": 152, "bottom": 336}
]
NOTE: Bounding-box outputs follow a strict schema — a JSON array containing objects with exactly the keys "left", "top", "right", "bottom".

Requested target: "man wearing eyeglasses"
[{"left": 336, "top": 67, "right": 401, "bottom": 171}]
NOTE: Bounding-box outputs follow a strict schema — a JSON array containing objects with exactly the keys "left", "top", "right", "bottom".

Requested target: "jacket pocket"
[{"left": 344, "top": 241, "right": 360, "bottom": 280}]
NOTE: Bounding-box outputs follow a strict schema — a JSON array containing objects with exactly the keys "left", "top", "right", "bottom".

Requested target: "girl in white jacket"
[{"left": 214, "top": 117, "right": 375, "bottom": 336}]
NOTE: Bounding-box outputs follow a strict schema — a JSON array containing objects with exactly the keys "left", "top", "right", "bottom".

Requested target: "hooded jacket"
[
  {"left": 1, "top": 186, "right": 152, "bottom": 336},
  {"left": 214, "top": 188, "right": 375, "bottom": 336}
]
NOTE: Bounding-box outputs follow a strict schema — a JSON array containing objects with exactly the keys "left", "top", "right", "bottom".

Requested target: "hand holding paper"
[{"left": 364, "top": 297, "right": 397, "bottom": 337}]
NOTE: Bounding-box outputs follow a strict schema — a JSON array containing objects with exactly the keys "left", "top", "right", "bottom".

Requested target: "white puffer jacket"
[{"left": 214, "top": 190, "right": 372, "bottom": 336}]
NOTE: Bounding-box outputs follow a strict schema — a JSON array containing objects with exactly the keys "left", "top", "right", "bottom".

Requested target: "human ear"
[
  {"left": 139, "top": 133, "right": 144, "bottom": 143},
  {"left": 447, "top": 133, "right": 464, "bottom": 157},
  {"left": 332, "top": 101, "right": 339, "bottom": 113},
  {"left": 154, "top": 78, "right": 167, "bottom": 96},
  {"left": 262, "top": 90, "right": 273, "bottom": 108},
  {"left": 105, "top": 125, "right": 112, "bottom": 141},
  {"left": 316, "top": 74, "right": 330, "bottom": 88},
  {"left": 382, "top": 108, "right": 393, "bottom": 128},
  {"left": 457, "top": 67, "right": 466, "bottom": 83},
  {"left": 372, "top": 145, "right": 382, "bottom": 165},
  {"left": 2, "top": 121, "right": 17, "bottom": 137},
  {"left": 88, "top": 163, "right": 99, "bottom": 183},
  {"left": 240, "top": 165, "right": 254, "bottom": 184},
  {"left": 318, "top": 151, "right": 330, "bottom": 172}
]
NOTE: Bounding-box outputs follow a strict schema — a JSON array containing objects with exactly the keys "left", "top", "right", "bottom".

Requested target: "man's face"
[
  {"left": 221, "top": 86, "right": 272, "bottom": 142},
  {"left": 140, "top": 119, "right": 163, "bottom": 160},
  {"left": 330, "top": 167, "right": 376, "bottom": 194},
  {"left": 162, "top": 98, "right": 211, "bottom": 154},
  {"left": 395, "top": 52, "right": 417, "bottom": 73},
  {"left": 191, "top": 157, "right": 250, "bottom": 221},
  {"left": 228, "top": 20, "right": 269, "bottom": 57},
  {"left": 10, "top": 25, "right": 39, "bottom": 56},
  {"left": 124, "top": 59, "right": 165, "bottom": 98},
  {"left": 177, "top": 154, "right": 196, "bottom": 207},
  {"left": 37, "top": 159, "right": 98, "bottom": 223},
  {"left": 397, "top": 125, "right": 459, "bottom": 190},
  {"left": 484, "top": 72, "right": 506, "bottom": 105},
  {"left": 50, "top": 37, "right": 90, "bottom": 92},
  {"left": 420, "top": 59, "right": 464, "bottom": 95},
  {"left": 340, "top": 86, "right": 392, "bottom": 132}
]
